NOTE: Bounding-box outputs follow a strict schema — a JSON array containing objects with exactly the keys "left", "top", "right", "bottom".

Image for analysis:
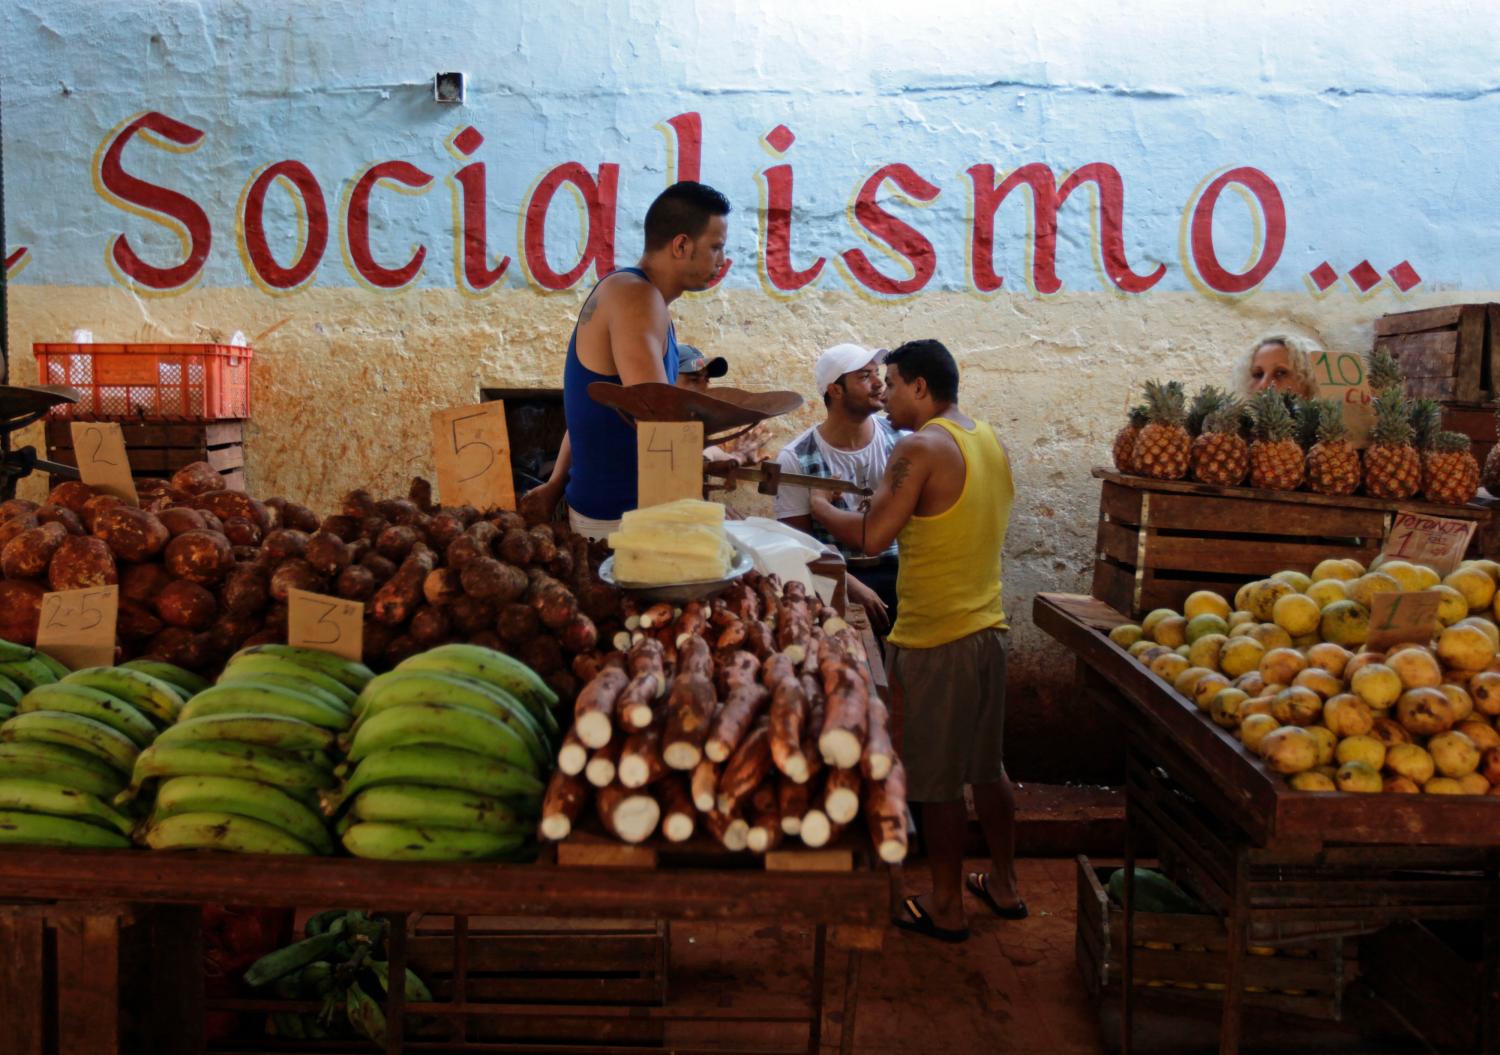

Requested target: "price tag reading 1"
[
  {"left": 431, "top": 402, "right": 516, "bottom": 512},
  {"left": 1312, "top": 351, "right": 1375, "bottom": 450},
  {"left": 287, "top": 589, "right": 364, "bottom": 663},
  {"left": 69, "top": 422, "right": 139, "bottom": 505},
  {"left": 1380, "top": 510, "right": 1477, "bottom": 578},
  {"left": 637, "top": 421, "right": 705, "bottom": 508},
  {"left": 36, "top": 585, "right": 119, "bottom": 671},
  {"left": 1366, "top": 589, "right": 1442, "bottom": 653}
]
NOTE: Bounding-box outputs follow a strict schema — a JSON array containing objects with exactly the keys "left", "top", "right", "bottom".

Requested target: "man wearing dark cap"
[{"left": 675, "top": 344, "right": 728, "bottom": 393}]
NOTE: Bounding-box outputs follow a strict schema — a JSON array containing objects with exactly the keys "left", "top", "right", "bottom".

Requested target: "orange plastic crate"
[{"left": 33, "top": 343, "right": 252, "bottom": 421}]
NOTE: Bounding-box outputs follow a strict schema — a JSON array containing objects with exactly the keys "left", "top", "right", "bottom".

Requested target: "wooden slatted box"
[
  {"left": 45, "top": 420, "right": 246, "bottom": 492},
  {"left": 1090, "top": 469, "right": 1494, "bottom": 618},
  {"left": 1074, "top": 856, "right": 1351, "bottom": 1022},
  {"left": 1374, "top": 303, "right": 1500, "bottom": 402}
]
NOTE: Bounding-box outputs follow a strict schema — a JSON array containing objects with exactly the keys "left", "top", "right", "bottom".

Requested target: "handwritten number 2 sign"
[
  {"left": 36, "top": 585, "right": 119, "bottom": 671},
  {"left": 69, "top": 422, "right": 139, "bottom": 505},
  {"left": 287, "top": 589, "right": 364, "bottom": 663},
  {"left": 637, "top": 421, "right": 704, "bottom": 508},
  {"left": 431, "top": 402, "right": 515, "bottom": 512}
]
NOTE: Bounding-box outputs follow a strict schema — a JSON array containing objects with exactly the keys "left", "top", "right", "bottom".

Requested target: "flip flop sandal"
[
  {"left": 892, "top": 896, "right": 969, "bottom": 944},
  {"left": 967, "top": 872, "right": 1028, "bottom": 920}
]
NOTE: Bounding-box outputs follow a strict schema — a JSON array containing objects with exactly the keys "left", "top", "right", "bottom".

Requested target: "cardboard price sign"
[
  {"left": 1311, "top": 351, "right": 1375, "bottom": 449},
  {"left": 637, "top": 421, "right": 704, "bottom": 508},
  {"left": 1365, "top": 589, "right": 1442, "bottom": 652},
  {"left": 1380, "top": 510, "right": 1477, "bottom": 577},
  {"left": 36, "top": 585, "right": 119, "bottom": 671},
  {"left": 69, "top": 422, "right": 138, "bottom": 505},
  {"left": 432, "top": 402, "right": 516, "bottom": 512},
  {"left": 287, "top": 589, "right": 364, "bottom": 663}
]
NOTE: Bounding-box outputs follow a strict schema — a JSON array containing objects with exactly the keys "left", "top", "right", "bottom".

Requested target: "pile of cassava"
[{"left": 540, "top": 575, "right": 909, "bottom": 861}]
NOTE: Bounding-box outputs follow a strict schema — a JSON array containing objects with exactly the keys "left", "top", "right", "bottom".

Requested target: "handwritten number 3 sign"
[
  {"left": 431, "top": 402, "right": 516, "bottom": 512},
  {"left": 288, "top": 589, "right": 364, "bottom": 662},
  {"left": 637, "top": 421, "right": 704, "bottom": 508}
]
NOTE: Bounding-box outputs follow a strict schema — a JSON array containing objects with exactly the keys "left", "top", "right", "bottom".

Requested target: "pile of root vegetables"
[
  {"left": 540, "top": 575, "right": 909, "bottom": 862},
  {"left": 0, "top": 465, "right": 622, "bottom": 701}
]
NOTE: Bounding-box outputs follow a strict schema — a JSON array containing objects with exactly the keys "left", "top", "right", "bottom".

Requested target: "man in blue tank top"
[{"left": 522, "top": 182, "right": 730, "bottom": 539}]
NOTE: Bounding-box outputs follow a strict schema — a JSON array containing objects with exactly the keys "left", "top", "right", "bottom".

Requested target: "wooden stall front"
[{"left": 1035, "top": 592, "right": 1500, "bottom": 1055}]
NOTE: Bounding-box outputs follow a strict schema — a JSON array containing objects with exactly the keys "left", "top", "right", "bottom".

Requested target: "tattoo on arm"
[
  {"left": 578, "top": 296, "right": 598, "bottom": 327},
  {"left": 889, "top": 457, "right": 912, "bottom": 492}
]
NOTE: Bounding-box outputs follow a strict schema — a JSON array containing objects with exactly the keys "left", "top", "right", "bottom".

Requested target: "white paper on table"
[{"left": 724, "top": 518, "right": 823, "bottom": 591}]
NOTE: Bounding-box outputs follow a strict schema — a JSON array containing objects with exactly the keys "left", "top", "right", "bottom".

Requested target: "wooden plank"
[
  {"left": 0, "top": 914, "right": 45, "bottom": 1055},
  {"left": 1099, "top": 479, "right": 1144, "bottom": 526},
  {"left": 46, "top": 420, "right": 244, "bottom": 449},
  {"left": 1455, "top": 305, "right": 1488, "bottom": 401},
  {"left": 0, "top": 851, "right": 889, "bottom": 929},
  {"left": 1406, "top": 375, "right": 1459, "bottom": 400},
  {"left": 407, "top": 933, "right": 661, "bottom": 974},
  {"left": 146, "top": 905, "right": 204, "bottom": 1055},
  {"left": 1374, "top": 304, "right": 1467, "bottom": 336},
  {"left": 205, "top": 444, "right": 244, "bottom": 471},
  {"left": 55, "top": 914, "right": 121, "bottom": 1055},
  {"left": 1091, "top": 558, "right": 1138, "bottom": 617},
  {"left": 828, "top": 924, "right": 885, "bottom": 952},
  {"left": 1096, "top": 518, "right": 1141, "bottom": 567},
  {"left": 1092, "top": 466, "right": 1494, "bottom": 520},
  {"left": 1144, "top": 492, "right": 1384, "bottom": 540},
  {"left": 1489, "top": 305, "right": 1500, "bottom": 396},
  {"left": 1141, "top": 534, "right": 1353, "bottom": 577},
  {"left": 764, "top": 847, "right": 855, "bottom": 872},
  {"left": 555, "top": 837, "right": 659, "bottom": 869},
  {"left": 1383, "top": 329, "right": 1458, "bottom": 377},
  {"left": 428, "top": 975, "right": 667, "bottom": 1004}
]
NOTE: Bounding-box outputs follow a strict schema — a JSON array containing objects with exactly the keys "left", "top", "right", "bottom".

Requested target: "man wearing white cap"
[{"left": 773, "top": 343, "right": 901, "bottom": 632}]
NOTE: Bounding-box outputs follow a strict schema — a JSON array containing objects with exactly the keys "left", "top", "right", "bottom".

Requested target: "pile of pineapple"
[
  {"left": 1112, "top": 349, "right": 1485, "bottom": 505},
  {"left": 1110, "top": 556, "right": 1500, "bottom": 796}
]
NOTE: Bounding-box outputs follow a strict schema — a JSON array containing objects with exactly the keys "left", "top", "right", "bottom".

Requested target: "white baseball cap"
[{"left": 814, "top": 343, "right": 885, "bottom": 398}]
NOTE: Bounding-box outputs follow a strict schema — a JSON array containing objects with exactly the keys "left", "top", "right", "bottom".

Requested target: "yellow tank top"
[{"left": 887, "top": 417, "right": 1014, "bottom": 649}]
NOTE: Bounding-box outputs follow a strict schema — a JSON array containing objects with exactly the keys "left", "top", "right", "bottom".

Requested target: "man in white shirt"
[{"left": 774, "top": 343, "right": 901, "bottom": 632}]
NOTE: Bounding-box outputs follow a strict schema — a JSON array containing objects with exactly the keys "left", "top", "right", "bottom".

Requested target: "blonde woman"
[{"left": 1234, "top": 334, "right": 1321, "bottom": 399}]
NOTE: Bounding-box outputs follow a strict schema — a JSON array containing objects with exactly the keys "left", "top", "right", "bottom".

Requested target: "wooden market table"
[
  {"left": 0, "top": 837, "right": 890, "bottom": 1055},
  {"left": 1034, "top": 592, "right": 1500, "bottom": 1055}
]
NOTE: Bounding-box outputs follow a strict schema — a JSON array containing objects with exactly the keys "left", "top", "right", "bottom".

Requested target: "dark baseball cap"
[{"left": 677, "top": 344, "right": 728, "bottom": 378}]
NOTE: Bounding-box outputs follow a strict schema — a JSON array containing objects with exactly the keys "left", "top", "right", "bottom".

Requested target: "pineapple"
[
  {"left": 1191, "top": 398, "right": 1249, "bottom": 487},
  {"left": 1304, "top": 400, "right": 1361, "bottom": 496},
  {"left": 1132, "top": 381, "right": 1190, "bottom": 480},
  {"left": 1367, "top": 345, "right": 1404, "bottom": 394},
  {"left": 1247, "top": 389, "right": 1305, "bottom": 491},
  {"left": 1410, "top": 398, "right": 1443, "bottom": 454},
  {"left": 1187, "top": 385, "right": 1226, "bottom": 437},
  {"left": 1363, "top": 387, "right": 1421, "bottom": 499},
  {"left": 1112, "top": 404, "right": 1149, "bottom": 474},
  {"left": 1483, "top": 406, "right": 1500, "bottom": 495},
  {"left": 1424, "top": 431, "right": 1480, "bottom": 505}
]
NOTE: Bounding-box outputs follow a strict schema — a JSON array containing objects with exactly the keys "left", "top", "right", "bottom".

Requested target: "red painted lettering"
[
  {"left": 96, "top": 111, "right": 211, "bottom": 291},
  {"left": 841, "top": 164, "right": 941, "bottom": 296},
  {"left": 344, "top": 160, "right": 434, "bottom": 290},
  {"left": 4, "top": 248, "right": 27, "bottom": 276},
  {"left": 662, "top": 113, "right": 729, "bottom": 290},
  {"left": 241, "top": 161, "right": 328, "bottom": 290},
  {"left": 967, "top": 162, "right": 1164, "bottom": 295},
  {"left": 450, "top": 127, "right": 509, "bottom": 293},
  {"left": 522, "top": 162, "right": 619, "bottom": 291},
  {"left": 1189, "top": 167, "right": 1286, "bottom": 294},
  {"left": 761, "top": 166, "right": 824, "bottom": 293}
]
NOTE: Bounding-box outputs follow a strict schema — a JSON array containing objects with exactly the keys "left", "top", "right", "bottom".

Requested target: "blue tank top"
[{"left": 563, "top": 267, "right": 679, "bottom": 521}]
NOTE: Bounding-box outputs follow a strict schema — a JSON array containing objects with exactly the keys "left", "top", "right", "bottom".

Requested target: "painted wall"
[{"left": 5, "top": 0, "right": 1498, "bottom": 778}]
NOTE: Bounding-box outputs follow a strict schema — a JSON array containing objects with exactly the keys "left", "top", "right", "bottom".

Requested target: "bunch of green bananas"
[
  {"left": 128, "top": 645, "right": 372, "bottom": 855},
  {"left": 324, "top": 644, "right": 559, "bottom": 861},
  {"left": 247, "top": 909, "right": 432, "bottom": 1046},
  {"left": 0, "top": 640, "right": 199, "bottom": 850}
]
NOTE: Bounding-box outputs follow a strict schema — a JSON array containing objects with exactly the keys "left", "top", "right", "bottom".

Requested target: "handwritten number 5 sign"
[
  {"left": 36, "top": 585, "right": 119, "bottom": 671},
  {"left": 432, "top": 402, "right": 515, "bottom": 512}
]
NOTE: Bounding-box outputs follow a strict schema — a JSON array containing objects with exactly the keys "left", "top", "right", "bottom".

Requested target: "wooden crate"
[
  {"left": 1374, "top": 303, "right": 1500, "bottom": 402},
  {"left": 1360, "top": 921, "right": 1485, "bottom": 1053},
  {"left": 1441, "top": 401, "right": 1498, "bottom": 470},
  {"left": 45, "top": 420, "right": 246, "bottom": 492},
  {"left": 1090, "top": 469, "right": 1495, "bottom": 618},
  {"left": 0, "top": 901, "right": 199, "bottom": 1055},
  {"left": 1074, "top": 856, "right": 1351, "bottom": 1022}
]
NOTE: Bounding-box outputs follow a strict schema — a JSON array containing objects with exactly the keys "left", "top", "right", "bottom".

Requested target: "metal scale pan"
[
  {"left": 586, "top": 381, "right": 803, "bottom": 445},
  {"left": 0, "top": 386, "right": 82, "bottom": 499}
]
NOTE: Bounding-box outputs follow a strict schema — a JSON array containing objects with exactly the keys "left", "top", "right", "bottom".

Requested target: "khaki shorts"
[{"left": 887, "top": 627, "right": 1009, "bottom": 803}]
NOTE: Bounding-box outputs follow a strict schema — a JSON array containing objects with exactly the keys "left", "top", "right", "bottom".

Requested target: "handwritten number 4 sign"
[
  {"left": 288, "top": 589, "right": 364, "bottom": 663},
  {"left": 36, "top": 585, "right": 119, "bottom": 671},
  {"left": 431, "top": 402, "right": 515, "bottom": 512},
  {"left": 637, "top": 421, "right": 704, "bottom": 508}
]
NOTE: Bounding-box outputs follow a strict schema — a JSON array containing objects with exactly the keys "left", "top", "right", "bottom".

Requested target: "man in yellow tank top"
[{"left": 810, "top": 339, "right": 1018, "bottom": 943}]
